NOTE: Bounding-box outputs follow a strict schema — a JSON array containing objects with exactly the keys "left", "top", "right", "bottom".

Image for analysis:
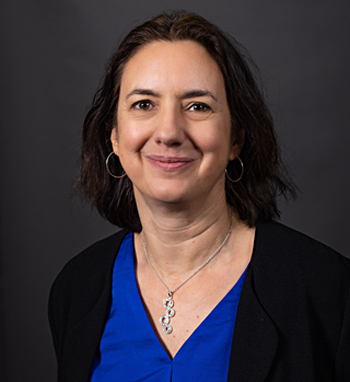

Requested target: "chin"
[
  {"left": 150, "top": 189, "right": 190, "bottom": 204},
  {"left": 135, "top": 180, "right": 194, "bottom": 205}
]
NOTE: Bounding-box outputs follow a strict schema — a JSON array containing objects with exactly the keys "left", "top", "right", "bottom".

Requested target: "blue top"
[{"left": 91, "top": 233, "right": 247, "bottom": 382}]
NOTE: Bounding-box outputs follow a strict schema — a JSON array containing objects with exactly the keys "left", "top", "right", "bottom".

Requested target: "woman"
[{"left": 48, "top": 11, "right": 350, "bottom": 382}]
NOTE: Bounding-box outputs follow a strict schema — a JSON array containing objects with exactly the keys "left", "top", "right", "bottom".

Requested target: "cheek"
[
  {"left": 193, "top": 122, "right": 232, "bottom": 155},
  {"left": 117, "top": 116, "right": 149, "bottom": 154}
]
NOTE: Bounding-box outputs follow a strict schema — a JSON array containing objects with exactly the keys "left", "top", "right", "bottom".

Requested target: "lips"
[{"left": 146, "top": 155, "right": 195, "bottom": 171}]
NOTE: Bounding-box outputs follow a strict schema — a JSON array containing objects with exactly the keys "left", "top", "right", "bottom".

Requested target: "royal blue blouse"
[{"left": 90, "top": 233, "right": 247, "bottom": 382}]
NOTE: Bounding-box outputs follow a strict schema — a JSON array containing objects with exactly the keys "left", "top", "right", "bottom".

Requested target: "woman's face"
[{"left": 112, "top": 40, "right": 243, "bottom": 206}]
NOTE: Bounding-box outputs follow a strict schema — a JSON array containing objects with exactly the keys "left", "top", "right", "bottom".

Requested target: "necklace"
[{"left": 141, "top": 210, "right": 234, "bottom": 335}]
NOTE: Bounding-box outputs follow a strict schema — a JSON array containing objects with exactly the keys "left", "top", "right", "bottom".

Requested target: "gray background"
[{"left": 1, "top": 0, "right": 349, "bottom": 381}]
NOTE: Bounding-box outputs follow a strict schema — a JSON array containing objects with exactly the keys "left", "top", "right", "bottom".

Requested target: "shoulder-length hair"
[{"left": 77, "top": 10, "right": 296, "bottom": 232}]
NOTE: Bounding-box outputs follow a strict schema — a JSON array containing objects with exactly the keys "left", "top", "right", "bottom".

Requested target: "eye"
[
  {"left": 132, "top": 100, "right": 153, "bottom": 111},
  {"left": 188, "top": 103, "right": 211, "bottom": 112}
]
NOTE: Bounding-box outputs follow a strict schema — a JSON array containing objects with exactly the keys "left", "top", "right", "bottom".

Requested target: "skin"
[{"left": 111, "top": 40, "right": 254, "bottom": 358}]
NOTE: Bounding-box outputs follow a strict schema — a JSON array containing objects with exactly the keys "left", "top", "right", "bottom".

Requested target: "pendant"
[{"left": 159, "top": 291, "right": 175, "bottom": 334}]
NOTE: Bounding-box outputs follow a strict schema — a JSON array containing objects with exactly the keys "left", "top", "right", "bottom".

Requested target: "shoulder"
[
  {"left": 237, "top": 221, "right": 350, "bottom": 378},
  {"left": 51, "top": 229, "right": 129, "bottom": 296},
  {"left": 251, "top": 220, "right": 350, "bottom": 310},
  {"left": 48, "top": 230, "right": 129, "bottom": 327},
  {"left": 48, "top": 230, "right": 129, "bottom": 353},
  {"left": 48, "top": 229, "right": 129, "bottom": 361},
  {"left": 254, "top": 220, "right": 350, "bottom": 273}
]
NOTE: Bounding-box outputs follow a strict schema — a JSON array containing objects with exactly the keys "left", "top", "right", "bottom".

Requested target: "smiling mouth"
[{"left": 146, "top": 155, "right": 195, "bottom": 171}]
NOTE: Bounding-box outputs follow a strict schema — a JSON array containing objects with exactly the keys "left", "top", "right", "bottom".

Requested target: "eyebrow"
[
  {"left": 126, "top": 89, "right": 160, "bottom": 99},
  {"left": 181, "top": 90, "right": 217, "bottom": 102},
  {"left": 126, "top": 88, "right": 217, "bottom": 101}
]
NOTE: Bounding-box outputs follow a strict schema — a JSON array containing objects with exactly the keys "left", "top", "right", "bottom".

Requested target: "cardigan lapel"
[
  {"left": 227, "top": 221, "right": 279, "bottom": 382},
  {"left": 56, "top": 231, "right": 128, "bottom": 382},
  {"left": 227, "top": 265, "right": 279, "bottom": 381},
  {"left": 60, "top": 276, "right": 112, "bottom": 382}
]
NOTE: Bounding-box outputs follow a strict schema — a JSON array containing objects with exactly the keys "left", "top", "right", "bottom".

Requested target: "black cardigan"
[{"left": 48, "top": 220, "right": 350, "bottom": 381}]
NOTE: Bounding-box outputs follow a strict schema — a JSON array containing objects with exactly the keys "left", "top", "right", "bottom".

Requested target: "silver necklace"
[{"left": 141, "top": 211, "right": 234, "bottom": 335}]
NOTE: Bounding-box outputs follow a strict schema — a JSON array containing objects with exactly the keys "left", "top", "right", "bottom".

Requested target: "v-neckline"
[{"left": 127, "top": 233, "right": 248, "bottom": 361}]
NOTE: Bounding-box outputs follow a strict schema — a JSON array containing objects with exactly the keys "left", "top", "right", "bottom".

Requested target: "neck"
[{"left": 134, "top": 192, "right": 235, "bottom": 279}]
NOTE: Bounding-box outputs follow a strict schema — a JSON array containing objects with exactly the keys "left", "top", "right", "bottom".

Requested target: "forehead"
[{"left": 119, "top": 40, "right": 226, "bottom": 95}]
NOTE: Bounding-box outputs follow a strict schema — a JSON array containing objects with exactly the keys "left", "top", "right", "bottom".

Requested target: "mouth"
[{"left": 146, "top": 155, "right": 195, "bottom": 171}]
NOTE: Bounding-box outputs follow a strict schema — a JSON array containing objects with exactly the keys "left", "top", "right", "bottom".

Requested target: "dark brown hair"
[{"left": 78, "top": 10, "right": 296, "bottom": 232}]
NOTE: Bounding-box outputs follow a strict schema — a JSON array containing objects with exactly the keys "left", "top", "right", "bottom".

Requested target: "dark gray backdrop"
[{"left": 1, "top": 1, "right": 349, "bottom": 381}]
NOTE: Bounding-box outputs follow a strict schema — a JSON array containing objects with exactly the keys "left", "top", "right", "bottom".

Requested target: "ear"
[
  {"left": 110, "top": 128, "right": 119, "bottom": 156},
  {"left": 229, "top": 128, "right": 245, "bottom": 161}
]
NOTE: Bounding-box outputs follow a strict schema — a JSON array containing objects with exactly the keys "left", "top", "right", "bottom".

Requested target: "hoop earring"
[
  {"left": 106, "top": 152, "right": 127, "bottom": 179},
  {"left": 225, "top": 156, "right": 244, "bottom": 182}
]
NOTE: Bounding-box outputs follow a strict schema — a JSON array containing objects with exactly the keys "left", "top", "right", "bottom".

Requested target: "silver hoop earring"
[
  {"left": 106, "top": 152, "right": 127, "bottom": 179},
  {"left": 225, "top": 156, "right": 244, "bottom": 182}
]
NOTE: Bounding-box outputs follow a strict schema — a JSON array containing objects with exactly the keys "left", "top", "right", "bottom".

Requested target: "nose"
[{"left": 154, "top": 104, "right": 185, "bottom": 147}]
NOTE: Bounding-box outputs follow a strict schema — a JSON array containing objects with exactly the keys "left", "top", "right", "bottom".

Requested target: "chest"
[{"left": 138, "top": 262, "right": 246, "bottom": 358}]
